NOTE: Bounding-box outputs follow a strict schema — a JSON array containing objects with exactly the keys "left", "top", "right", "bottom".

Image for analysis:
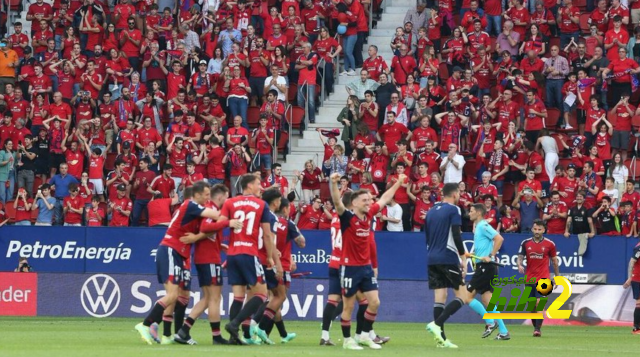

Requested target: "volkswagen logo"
[{"left": 81, "top": 274, "right": 121, "bottom": 318}]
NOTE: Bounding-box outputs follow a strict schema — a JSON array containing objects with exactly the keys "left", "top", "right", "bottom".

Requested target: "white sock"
[
  {"left": 250, "top": 319, "right": 257, "bottom": 327},
  {"left": 369, "top": 330, "right": 376, "bottom": 339},
  {"left": 321, "top": 330, "right": 330, "bottom": 340},
  {"left": 360, "top": 331, "right": 369, "bottom": 340}
]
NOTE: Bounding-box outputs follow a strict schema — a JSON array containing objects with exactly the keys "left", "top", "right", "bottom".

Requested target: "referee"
[{"left": 424, "top": 183, "right": 466, "bottom": 348}]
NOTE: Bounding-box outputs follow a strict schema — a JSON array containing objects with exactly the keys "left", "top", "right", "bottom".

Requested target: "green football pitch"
[{"left": 1, "top": 317, "right": 638, "bottom": 356}]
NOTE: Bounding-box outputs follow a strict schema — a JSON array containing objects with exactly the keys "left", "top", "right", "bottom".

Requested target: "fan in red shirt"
[
  {"left": 552, "top": 164, "right": 580, "bottom": 206},
  {"left": 376, "top": 111, "right": 410, "bottom": 154},
  {"left": 86, "top": 197, "right": 105, "bottom": 227},
  {"left": 474, "top": 172, "right": 498, "bottom": 202},
  {"left": 298, "top": 199, "right": 323, "bottom": 229},
  {"left": 543, "top": 191, "right": 569, "bottom": 234},
  {"left": 517, "top": 219, "right": 560, "bottom": 336},
  {"left": 179, "top": 161, "right": 205, "bottom": 191},
  {"left": 390, "top": 44, "right": 417, "bottom": 85},
  {"left": 108, "top": 184, "right": 132, "bottom": 227},
  {"left": 63, "top": 184, "right": 84, "bottom": 226},
  {"left": 408, "top": 186, "right": 433, "bottom": 231},
  {"left": 149, "top": 164, "right": 176, "bottom": 198},
  {"left": 362, "top": 46, "right": 389, "bottom": 82}
]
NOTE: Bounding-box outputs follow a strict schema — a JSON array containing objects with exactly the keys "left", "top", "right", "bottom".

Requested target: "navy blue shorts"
[
  {"left": 264, "top": 266, "right": 279, "bottom": 290},
  {"left": 196, "top": 263, "right": 223, "bottom": 287},
  {"left": 340, "top": 265, "right": 378, "bottom": 297},
  {"left": 227, "top": 254, "right": 265, "bottom": 287},
  {"left": 155, "top": 245, "right": 191, "bottom": 290},
  {"left": 527, "top": 284, "right": 545, "bottom": 299},
  {"left": 632, "top": 281, "right": 640, "bottom": 300},
  {"left": 492, "top": 180, "right": 504, "bottom": 195},
  {"left": 328, "top": 267, "right": 342, "bottom": 295}
]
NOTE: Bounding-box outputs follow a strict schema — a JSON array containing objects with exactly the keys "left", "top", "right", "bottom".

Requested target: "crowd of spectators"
[{"left": 0, "top": 0, "right": 640, "bottom": 237}]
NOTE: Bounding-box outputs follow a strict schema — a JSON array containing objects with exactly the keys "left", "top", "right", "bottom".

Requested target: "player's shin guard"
[
  {"left": 174, "top": 295, "right": 189, "bottom": 334},
  {"left": 163, "top": 315, "right": 174, "bottom": 337},
  {"left": 635, "top": 303, "right": 640, "bottom": 328},
  {"left": 275, "top": 320, "right": 288, "bottom": 338},
  {"left": 322, "top": 299, "right": 339, "bottom": 334},
  {"left": 433, "top": 303, "right": 444, "bottom": 320},
  {"left": 229, "top": 296, "right": 244, "bottom": 322},
  {"left": 258, "top": 308, "right": 276, "bottom": 332},
  {"left": 333, "top": 301, "right": 344, "bottom": 319},
  {"left": 362, "top": 310, "right": 377, "bottom": 334},
  {"left": 182, "top": 317, "right": 196, "bottom": 335},
  {"left": 143, "top": 300, "right": 166, "bottom": 327},
  {"left": 242, "top": 319, "right": 251, "bottom": 339},
  {"left": 341, "top": 319, "right": 352, "bottom": 338},
  {"left": 210, "top": 322, "right": 222, "bottom": 338},
  {"left": 435, "top": 298, "right": 464, "bottom": 327},
  {"left": 232, "top": 294, "right": 267, "bottom": 326},
  {"left": 355, "top": 302, "right": 368, "bottom": 335}
]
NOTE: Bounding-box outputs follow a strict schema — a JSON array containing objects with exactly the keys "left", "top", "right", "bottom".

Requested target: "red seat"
[
  {"left": 549, "top": 37, "right": 560, "bottom": 51},
  {"left": 439, "top": 62, "right": 449, "bottom": 81},
  {"left": 3, "top": 0, "right": 21, "bottom": 11},
  {"left": 557, "top": 111, "right": 578, "bottom": 133},
  {"left": 632, "top": 115, "right": 640, "bottom": 129},
  {"left": 551, "top": 133, "right": 568, "bottom": 152},
  {"left": 288, "top": 83, "right": 298, "bottom": 103},
  {"left": 560, "top": 158, "right": 573, "bottom": 169},
  {"left": 607, "top": 109, "right": 618, "bottom": 127},
  {"left": 277, "top": 131, "right": 289, "bottom": 153},
  {"left": 625, "top": 159, "right": 640, "bottom": 180},
  {"left": 502, "top": 182, "right": 515, "bottom": 203},
  {"left": 5, "top": 201, "right": 16, "bottom": 223},
  {"left": 247, "top": 106, "right": 261, "bottom": 128},
  {"left": 105, "top": 153, "right": 118, "bottom": 172},
  {"left": 33, "top": 176, "right": 43, "bottom": 194},
  {"left": 288, "top": 106, "right": 306, "bottom": 130},
  {"left": 579, "top": 13, "right": 591, "bottom": 34},
  {"left": 319, "top": 182, "right": 330, "bottom": 202},
  {"left": 545, "top": 108, "right": 561, "bottom": 129},
  {"left": 31, "top": 206, "right": 39, "bottom": 223}
]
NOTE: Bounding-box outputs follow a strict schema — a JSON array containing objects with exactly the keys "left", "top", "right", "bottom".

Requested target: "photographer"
[
  {"left": 592, "top": 196, "right": 618, "bottom": 236},
  {"left": 14, "top": 257, "right": 33, "bottom": 272},
  {"left": 13, "top": 188, "right": 33, "bottom": 226}
]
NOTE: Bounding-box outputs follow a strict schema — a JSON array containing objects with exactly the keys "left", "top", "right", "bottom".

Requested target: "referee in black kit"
[{"left": 564, "top": 190, "right": 595, "bottom": 256}]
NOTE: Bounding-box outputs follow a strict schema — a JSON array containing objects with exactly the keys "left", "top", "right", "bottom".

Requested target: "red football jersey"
[
  {"left": 221, "top": 195, "right": 270, "bottom": 257},
  {"left": 276, "top": 216, "right": 301, "bottom": 271},
  {"left": 160, "top": 201, "right": 206, "bottom": 258},
  {"left": 329, "top": 215, "right": 343, "bottom": 270},
  {"left": 519, "top": 237, "right": 557, "bottom": 280},
  {"left": 543, "top": 202, "right": 568, "bottom": 234},
  {"left": 339, "top": 202, "right": 381, "bottom": 266},
  {"left": 195, "top": 202, "right": 223, "bottom": 264},
  {"left": 298, "top": 204, "right": 322, "bottom": 229}
]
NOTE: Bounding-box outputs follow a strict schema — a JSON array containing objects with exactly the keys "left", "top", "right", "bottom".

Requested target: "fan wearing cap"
[
  {"left": 116, "top": 139, "right": 139, "bottom": 177},
  {"left": 109, "top": 183, "right": 132, "bottom": 227},
  {"left": 188, "top": 60, "right": 214, "bottom": 98}
]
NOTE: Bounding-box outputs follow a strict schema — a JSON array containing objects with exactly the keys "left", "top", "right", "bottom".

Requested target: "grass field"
[{"left": 1, "top": 317, "right": 638, "bottom": 357}]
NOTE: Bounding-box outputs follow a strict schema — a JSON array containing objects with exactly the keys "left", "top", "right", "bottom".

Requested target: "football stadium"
[{"left": 4, "top": 0, "right": 640, "bottom": 353}]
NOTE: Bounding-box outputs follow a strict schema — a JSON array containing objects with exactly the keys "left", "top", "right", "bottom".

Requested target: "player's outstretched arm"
[
  {"left": 329, "top": 173, "right": 346, "bottom": 215},
  {"left": 377, "top": 173, "right": 406, "bottom": 208}
]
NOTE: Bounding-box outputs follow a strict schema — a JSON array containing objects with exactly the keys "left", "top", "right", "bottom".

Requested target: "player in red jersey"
[
  {"left": 218, "top": 174, "right": 277, "bottom": 344},
  {"left": 174, "top": 184, "right": 237, "bottom": 345},
  {"left": 330, "top": 172, "right": 404, "bottom": 350},
  {"left": 517, "top": 219, "right": 560, "bottom": 337},
  {"left": 135, "top": 181, "right": 222, "bottom": 345},
  {"left": 253, "top": 194, "right": 306, "bottom": 344},
  {"left": 623, "top": 241, "right": 640, "bottom": 334}
]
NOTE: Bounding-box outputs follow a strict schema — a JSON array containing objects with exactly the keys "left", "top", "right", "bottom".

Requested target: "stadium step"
[{"left": 283, "top": 1, "right": 411, "bottom": 180}]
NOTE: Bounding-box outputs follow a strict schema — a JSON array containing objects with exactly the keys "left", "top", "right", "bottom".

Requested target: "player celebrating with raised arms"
[
  {"left": 134, "top": 181, "right": 225, "bottom": 345},
  {"left": 221, "top": 174, "right": 278, "bottom": 344},
  {"left": 517, "top": 219, "right": 560, "bottom": 337},
  {"left": 329, "top": 172, "right": 405, "bottom": 350}
]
